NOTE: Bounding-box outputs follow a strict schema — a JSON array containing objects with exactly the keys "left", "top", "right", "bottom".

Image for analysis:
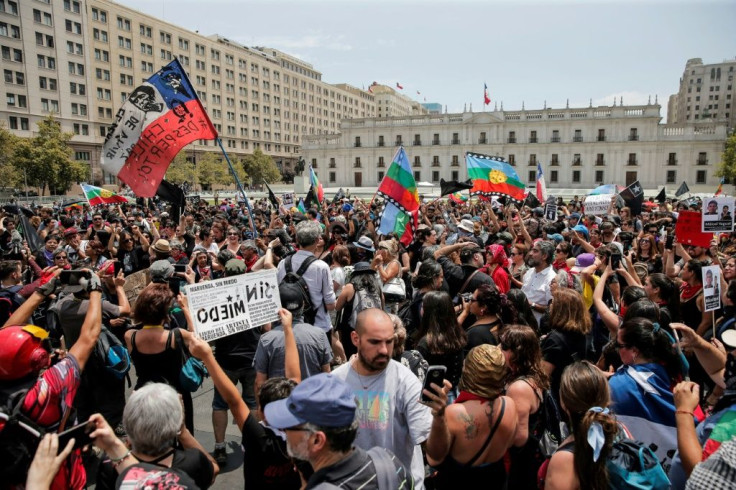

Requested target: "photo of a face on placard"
[
  {"left": 703, "top": 265, "right": 722, "bottom": 312},
  {"left": 702, "top": 196, "right": 735, "bottom": 233}
]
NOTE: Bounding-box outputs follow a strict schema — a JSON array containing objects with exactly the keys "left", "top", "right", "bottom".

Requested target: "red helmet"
[{"left": 0, "top": 326, "right": 51, "bottom": 381}]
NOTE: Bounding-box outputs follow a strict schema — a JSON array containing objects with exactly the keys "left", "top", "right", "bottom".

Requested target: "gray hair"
[
  {"left": 303, "top": 416, "right": 359, "bottom": 453},
  {"left": 123, "top": 383, "right": 182, "bottom": 456},
  {"left": 536, "top": 240, "right": 555, "bottom": 266},
  {"left": 295, "top": 220, "right": 322, "bottom": 247}
]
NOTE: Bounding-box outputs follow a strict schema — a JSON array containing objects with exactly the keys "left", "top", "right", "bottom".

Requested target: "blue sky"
[{"left": 117, "top": 0, "right": 736, "bottom": 118}]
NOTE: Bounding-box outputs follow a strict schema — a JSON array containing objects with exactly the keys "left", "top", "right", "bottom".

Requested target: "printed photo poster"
[
  {"left": 184, "top": 269, "right": 281, "bottom": 341},
  {"left": 544, "top": 203, "right": 557, "bottom": 221},
  {"left": 703, "top": 265, "right": 722, "bottom": 312},
  {"left": 282, "top": 192, "right": 295, "bottom": 207},
  {"left": 702, "top": 196, "right": 735, "bottom": 233}
]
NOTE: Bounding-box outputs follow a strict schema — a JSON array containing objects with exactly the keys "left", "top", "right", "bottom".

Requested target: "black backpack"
[
  {"left": 0, "top": 385, "right": 43, "bottom": 486},
  {"left": 283, "top": 255, "right": 320, "bottom": 325},
  {"left": 0, "top": 285, "right": 24, "bottom": 327}
]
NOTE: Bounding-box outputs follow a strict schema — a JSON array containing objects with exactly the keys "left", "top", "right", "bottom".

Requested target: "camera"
[{"left": 453, "top": 292, "right": 473, "bottom": 305}]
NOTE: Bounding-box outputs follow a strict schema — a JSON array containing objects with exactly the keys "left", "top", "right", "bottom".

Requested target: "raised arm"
[{"left": 281, "top": 308, "right": 301, "bottom": 384}]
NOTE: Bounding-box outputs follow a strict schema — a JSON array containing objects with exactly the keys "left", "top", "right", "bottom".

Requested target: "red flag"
[
  {"left": 484, "top": 83, "right": 491, "bottom": 105},
  {"left": 396, "top": 82, "right": 403, "bottom": 90}
]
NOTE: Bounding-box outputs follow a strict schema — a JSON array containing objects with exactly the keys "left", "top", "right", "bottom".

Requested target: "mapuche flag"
[
  {"left": 81, "top": 183, "right": 128, "bottom": 206},
  {"left": 466, "top": 152, "right": 525, "bottom": 202},
  {"left": 377, "top": 147, "right": 420, "bottom": 245},
  {"left": 101, "top": 59, "right": 217, "bottom": 198},
  {"left": 308, "top": 165, "right": 324, "bottom": 204}
]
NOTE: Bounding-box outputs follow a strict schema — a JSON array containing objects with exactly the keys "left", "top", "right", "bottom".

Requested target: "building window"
[
  {"left": 377, "top": 171, "right": 384, "bottom": 182},
  {"left": 451, "top": 133, "right": 459, "bottom": 145},
  {"left": 529, "top": 130, "right": 538, "bottom": 143},
  {"left": 698, "top": 152, "right": 708, "bottom": 165},
  {"left": 432, "top": 171, "right": 440, "bottom": 182},
  {"left": 479, "top": 132, "right": 487, "bottom": 144},
  {"left": 572, "top": 170, "right": 581, "bottom": 183},
  {"left": 668, "top": 153, "right": 677, "bottom": 165},
  {"left": 378, "top": 135, "right": 384, "bottom": 147},
  {"left": 696, "top": 170, "right": 706, "bottom": 184},
  {"left": 628, "top": 153, "right": 637, "bottom": 166},
  {"left": 595, "top": 170, "right": 604, "bottom": 183},
  {"left": 529, "top": 154, "right": 537, "bottom": 166},
  {"left": 596, "top": 153, "right": 605, "bottom": 166},
  {"left": 573, "top": 129, "right": 583, "bottom": 142},
  {"left": 551, "top": 130, "right": 560, "bottom": 143},
  {"left": 666, "top": 170, "right": 676, "bottom": 184},
  {"left": 528, "top": 170, "right": 535, "bottom": 182},
  {"left": 433, "top": 133, "right": 440, "bottom": 145},
  {"left": 550, "top": 170, "right": 558, "bottom": 183},
  {"left": 508, "top": 131, "right": 516, "bottom": 144},
  {"left": 629, "top": 128, "right": 639, "bottom": 141},
  {"left": 354, "top": 136, "right": 361, "bottom": 148},
  {"left": 414, "top": 171, "right": 420, "bottom": 181},
  {"left": 508, "top": 154, "right": 515, "bottom": 165},
  {"left": 573, "top": 154, "right": 581, "bottom": 166}
]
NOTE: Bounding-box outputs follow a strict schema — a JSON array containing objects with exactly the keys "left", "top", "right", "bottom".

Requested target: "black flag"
[
  {"left": 619, "top": 180, "right": 644, "bottom": 216},
  {"left": 675, "top": 181, "right": 690, "bottom": 197},
  {"left": 523, "top": 192, "right": 541, "bottom": 209},
  {"left": 155, "top": 180, "right": 186, "bottom": 223},
  {"left": 264, "top": 182, "right": 280, "bottom": 210},
  {"left": 332, "top": 188, "right": 346, "bottom": 205},
  {"left": 655, "top": 187, "right": 666, "bottom": 204},
  {"left": 440, "top": 179, "right": 474, "bottom": 197},
  {"left": 16, "top": 210, "right": 43, "bottom": 253},
  {"left": 305, "top": 185, "right": 317, "bottom": 209}
]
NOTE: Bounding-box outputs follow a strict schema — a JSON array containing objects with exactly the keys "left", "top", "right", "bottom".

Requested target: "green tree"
[
  {"left": 716, "top": 132, "right": 736, "bottom": 184},
  {"left": 165, "top": 152, "right": 195, "bottom": 185},
  {"left": 242, "top": 148, "right": 281, "bottom": 188},
  {"left": 13, "top": 116, "right": 86, "bottom": 195},
  {"left": 0, "top": 126, "right": 21, "bottom": 189},
  {"left": 197, "top": 152, "right": 230, "bottom": 191}
]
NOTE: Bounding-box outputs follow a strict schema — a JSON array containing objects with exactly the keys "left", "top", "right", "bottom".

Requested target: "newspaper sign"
[
  {"left": 703, "top": 265, "right": 722, "bottom": 312},
  {"left": 702, "top": 196, "right": 735, "bottom": 233},
  {"left": 282, "top": 193, "right": 294, "bottom": 207},
  {"left": 123, "top": 268, "right": 150, "bottom": 308},
  {"left": 583, "top": 194, "right": 612, "bottom": 216},
  {"left": 184, "top": 269, "right": 281, "bottom": 342}
]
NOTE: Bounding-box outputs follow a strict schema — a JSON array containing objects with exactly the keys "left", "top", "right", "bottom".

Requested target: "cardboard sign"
[
  {"left": 702, "top": 196, "right": 735, "bottom": 233},
  {"left": 675, "top": 211, "right": 712, "bottom": 248},
  {"left": 703, "top": 265, "right": 721, "bottom": 312},
  {"left": 123, "top": 268, "right": 150, "bottom": 308},
  {"left": 184, "top": 269, "right": 281, "bottom": 342},
  {"left": 583, "top": 194, "right": 612, "bottom": 216},
  {"left": 544, "top": 203, "right": 557, "bottom": 221}
]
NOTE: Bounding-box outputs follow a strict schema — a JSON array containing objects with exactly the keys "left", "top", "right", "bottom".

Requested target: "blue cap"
[
  {"left": 342, "top": 203, "right": 353, "bottom": 212},
  {"left": 549, "top": 233, "right": 564, "bottom": 244},
  {"left": 264, "top": 373, "right": 356, "bottom": 429},
  {"left": 572, "top": 224, "right": 589, "bottom": 238},
  {"left": 569, "top": 212, "right": 581, "bottom": 219}
]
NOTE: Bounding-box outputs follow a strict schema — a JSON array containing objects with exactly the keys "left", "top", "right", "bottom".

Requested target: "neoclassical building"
[{"left": 302, "top": 102, "right": 728, "bottom": 193}]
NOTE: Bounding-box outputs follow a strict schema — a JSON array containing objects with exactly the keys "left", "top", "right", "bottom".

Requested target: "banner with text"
[
  {"left": 583, "top": 194, "right": 612, "bottom": 216},
  {"left": 675, "top": 211, "right": 713, "bottom": 248},
  {"left": 703, "top": 265, "right": 722, "bottom": 312},
  {"left": 184, "top": 269, "right": 281, "bottom": 341}
]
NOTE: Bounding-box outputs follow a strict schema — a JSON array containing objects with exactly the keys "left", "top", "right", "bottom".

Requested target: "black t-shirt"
[
  {"left": 214, "top": 328, "right": 262, "bottom": 369},
  {"left": 116, "top": 246, "right": 149, "bottom": 275},
  {"left": 541, "top": 329, "right": 586, "bottom": 403},
  {"left": 97, "top": 448, "right": 213, "bottom": 490},
  {"left": 465, "top": 320, "right": 500, "bottom": 352},
  {"left": 242, "top": 412, "right": 301, "bottom": 489}
]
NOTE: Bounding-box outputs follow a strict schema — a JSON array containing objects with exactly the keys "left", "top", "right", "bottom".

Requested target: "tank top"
[
  {"left": 680, "top": 291, "right": 703, "bottom": 331},
  {"left": 130, "top": 330, "right": 183, "bottom": 391}
]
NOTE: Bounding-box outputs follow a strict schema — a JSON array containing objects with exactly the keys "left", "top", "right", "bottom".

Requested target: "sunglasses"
[
  {"left": 55, "top": 255, "right": 68, "bottom": 260},
  {"left": 228, "top": 232, "right": 239, "bottom": 236}
]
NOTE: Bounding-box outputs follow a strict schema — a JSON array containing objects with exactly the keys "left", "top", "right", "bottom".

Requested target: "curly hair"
[
  {"left": 475, "top": 283, "right": 517, "bottom": 326},
  {"left": 500, "top": 325, "right": 549, "bottom": 391}
]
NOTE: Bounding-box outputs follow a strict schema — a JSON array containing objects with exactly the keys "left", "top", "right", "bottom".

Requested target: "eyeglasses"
[
  {"left": 227, "top": 232, "right": 239, "bottom": 236},
  {"left": 55, "top": 255, "right": 68, "bottom": 260},
  {"left": 468, "top": 298, "right": 479, "bottom": 303}
]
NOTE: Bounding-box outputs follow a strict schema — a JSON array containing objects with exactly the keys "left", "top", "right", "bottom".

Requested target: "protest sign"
[
  {"left": 703, "top": 265, "right": 721, "bottom": 312},
  {"left": 544, "top": 203, "right": 557, "bottom": 221},
  {"left": 583, "top": 194, "right": 612, "bottom": 216},
  {"left": 282, "top": 193, "right": 294, "bottom": 207},
  {"left": 675, "top": 211, "right": 712, "bottom": 248},
  {"left": 123, "top": 268, "right": 150, "bottom": 308},
  {"left": 184, "top": 269, "right": 281, "bottom": 342},
  {"left": 702, "top": 196, "right": 735, "bottom": 233}
]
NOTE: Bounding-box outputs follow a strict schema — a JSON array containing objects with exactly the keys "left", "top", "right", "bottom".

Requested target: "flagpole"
[{"left": 216, "top": 138, "right": 258, "bottom": 238}]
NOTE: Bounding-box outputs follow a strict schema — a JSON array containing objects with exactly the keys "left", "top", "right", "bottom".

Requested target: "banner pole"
[{"left": 216, "top": 138, "right": 258, "bottom": 238}]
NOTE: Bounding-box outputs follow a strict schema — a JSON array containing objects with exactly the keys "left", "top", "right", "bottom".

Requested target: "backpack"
[
  {"left": 348, "top": 287, "right": 383, "bottom": 330},
  {"left": 529, "top": 381, "right": 568, "bottom": 458},
  {"left": 94, "top": 327, "right": 131, "bottom": 380},
  {"left": 0, "top": 285, "right": 24, "bottom": 326},
  {"left": 607, "top": 439, "right": 670, "bottom": 490},
  {"left": 0, "top": 385, "right": 43, "bottom": 486},
  {"left": 311, "top": 447, "right": 400, "bottom": 490},
  {"left": 283, "top": 255, "right": 320, "bottom": 325},
  {"left": 397, "top": 293, "right": 423, "bottom": 334}
]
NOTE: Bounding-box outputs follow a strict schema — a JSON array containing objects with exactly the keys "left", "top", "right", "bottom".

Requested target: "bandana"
[
  {"left": 680, "top": 283, "right": 703, "bottom": 301},
  {"left": 486, "top": 244, "right": 509, "bottom": 269}
]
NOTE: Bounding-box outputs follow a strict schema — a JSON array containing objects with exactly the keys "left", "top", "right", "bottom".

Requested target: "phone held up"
[{"left": 420, "top": 365, "right": 447, "bottom": 404}]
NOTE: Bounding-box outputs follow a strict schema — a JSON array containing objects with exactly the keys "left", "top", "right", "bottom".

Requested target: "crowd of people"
[{"left": 1, "top": 191, "right": 736, "bottom": 489}]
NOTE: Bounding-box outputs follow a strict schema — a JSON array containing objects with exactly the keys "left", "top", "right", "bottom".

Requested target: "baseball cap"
[
  {"left": 224, "top": 258, "right": 246, "bottom": 276},
  {"left": 571, "top": 253, "right": 596, "bottom": 273},
  {"left": 569, "top": 213, "right": 581, "bottom": 220},
  {"left": 264, "top": 373, "right": 356, "bottom": 429},
  {"left": 572, "top": 224, "right": 589, "bottom": 239},
  {"left": 150, "top": 259, "right": 175, "bottom": 283},
  {"left": 279, "top": 282, "right": 305, "bottom": 312}
]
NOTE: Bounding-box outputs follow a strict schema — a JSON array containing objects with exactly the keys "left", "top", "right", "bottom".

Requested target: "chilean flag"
[
  {"left": 536, "top": 162, "right": 547, "bottom": 203},
  {"left": 101, "top": 59, "right": 217, "bottom": 197},
  {"left": 484, "top": 83, "right": 491, "bottom": 105}
]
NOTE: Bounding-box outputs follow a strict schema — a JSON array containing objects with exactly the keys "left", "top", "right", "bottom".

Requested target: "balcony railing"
[
  {"left": 627, "top": 159, "right": 638, "bottom": 166},
  {"left": 431, "top": 162, "right": 440, "bottom": 167},
  {"left": 529, "top": 160, "right": 537, "bottom": 166},
  {"left": 529, "top": 137, "right": 538, "bottom": 143},
  {"left": 413, "top": 140, "right": 422, "bottom": 146},
  {"left": 354, "top": 142, "right": 361, "bottom": 147},
  {"left": 550, "top": 160, "right": 559, "bottom": 166},
  {"left": 329, "top": 163, "right": 337, "bottom": 168},
  {"left": 573, "top": 136, "right": 583, "bottom": 142},
  {"left": 667, "top": 159, "right": 677, "bottom": 166},
  {"left": 376, "top": 162, "right": 385, "bottom": 168},
  {"left": 412, "top": 161, "right": 421, "bottom": 167},
  {"left": 478, "top": 138, "right": 488, "bottom": 144},
  {"left": 353, "top": 162, "right": 362, "bottom": 168},
  {"left": 596, "top": 159, "right": 605, "bottom": 166},
  {"left": 550, "top": 137, "right": 560, "bottom": 143},
  {"left": 451, "top": 139, "right": 460, "bottom": 145},
  {"left": 572, "top": 159, "right": 582, "bottom": 166},
  {"left": 507, "top": 137, "right": 516, "bottom": 143},
  {"left": 432, "top": 139, "right": 440, "bottom": 145},
  {"left": 377, "top": 141, "right": 385, "bottom": 147},
  {"left": 697, "top": 158, "right": 708, "bottom": 165},
  {"left": 395, "top": 140, "right": 402, "bottom": 146},
  {"left": 597, "top": 136, "right": 606, "bottom": 142},
  {"left": 628, "top": 135, "right": 639, "bottom": 141},
  {"left": 450, "top": 161, "right": 460, "bottom": 167}
]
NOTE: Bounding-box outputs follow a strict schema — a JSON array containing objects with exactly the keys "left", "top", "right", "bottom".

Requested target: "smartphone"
[
  {"left": 623, "top": 241, "right": 632, "bottom": 254},
  {"left": 113, "top": 261, "right": 123, "bottom": 276},
  {"left": 174, "top": 264, "right": 187, "bottom": 274},
  {"left": 57, "top": 421, "right": 94, "bottom": 452},
  {"left": 59, "top": 270, "right": 91, "bottom": 285},
  {"left": 421, "top": 365, "right": 447, "bottom": 404},
  {"left": 665, "top": 235, "right": 675, "bottom": 250},
  {"left": 168, "top": 277, "right": 181, "bottom": 295},
  {"left": 611, "top": 252, "right": 622, "bottom": 270}
]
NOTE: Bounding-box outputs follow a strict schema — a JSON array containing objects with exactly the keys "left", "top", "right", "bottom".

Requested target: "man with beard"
[
  {"left": 521, "top": 239, "right": 557, "bottom": 323},
  {"left": 265, "top": 372, "right": 413, "bottom": 489},
  {"left": 332, "top": 308, "right": 432, "bottom": 487}
]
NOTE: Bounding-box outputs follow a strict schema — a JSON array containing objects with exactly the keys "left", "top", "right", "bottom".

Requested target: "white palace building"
[{"left": 301, "top": 101, "right": 729, "bottom": 196}]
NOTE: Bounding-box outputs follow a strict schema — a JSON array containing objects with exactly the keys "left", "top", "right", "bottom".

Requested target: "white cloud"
[{"left": 237, "top": 32, "right": 352, "bottom": 52}]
